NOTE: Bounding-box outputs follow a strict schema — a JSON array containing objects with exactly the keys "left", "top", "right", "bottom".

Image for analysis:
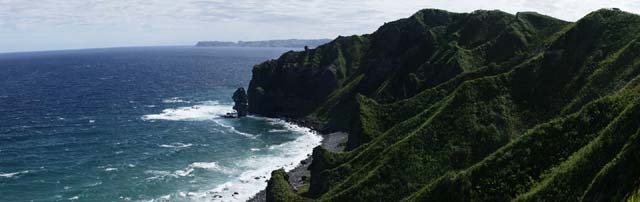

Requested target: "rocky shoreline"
[{"left": 247, "top": 132, "right": 347, "bottom": 202}]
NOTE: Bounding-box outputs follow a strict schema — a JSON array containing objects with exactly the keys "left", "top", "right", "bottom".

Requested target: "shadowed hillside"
[{"left": 248, "top": 8, "right": 640, "bottom": 202}]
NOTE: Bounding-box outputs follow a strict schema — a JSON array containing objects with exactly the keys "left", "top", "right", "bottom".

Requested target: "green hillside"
[{"left": 247, "top": 8, "right": 640, "bottom": 202}]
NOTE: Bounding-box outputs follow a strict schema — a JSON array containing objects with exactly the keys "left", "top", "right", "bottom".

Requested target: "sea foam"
[
  {"left": 141, "top": 101, "right": 322, "bottom": 201},
  {"left": 142, "top": 99, "right": 254, "bottom": 138},
  {"left": 159, "top": 143, "right": 193, "bottom": 148},
  {"left": 141, "top": 101, "right": 233, "bottom": 121},
  {"left": 160, "top": 119, "right": 322, "bottom": 202},
  {"left": 145, "top": 162, "right": 231, "bottom": 182},
  {"left": 0, "top": 170, "right": 29, "bottom": 178},
  {"left": 212, "top": 119, "right": 255, "bottom": 138},
  {"left": 162, "top": 97, "right": 190, "bottom": 103}
]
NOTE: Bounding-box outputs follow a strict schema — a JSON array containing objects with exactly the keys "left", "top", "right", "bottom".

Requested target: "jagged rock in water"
[{"left": 232, "top": 87, "right": 248, "bottom": 117}]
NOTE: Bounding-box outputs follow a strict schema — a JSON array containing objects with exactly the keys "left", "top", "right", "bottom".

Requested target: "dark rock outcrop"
[
  {"left": 248, "top": 52, "right": 341, "bottom": 119},
  {"left": 232, "top": 87, "right": 248, "bottom": 117}
]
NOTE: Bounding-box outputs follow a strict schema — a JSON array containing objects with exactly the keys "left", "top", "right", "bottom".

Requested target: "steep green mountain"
[{"left": 247, "top": 8, "right": 640, "bottom": 202}]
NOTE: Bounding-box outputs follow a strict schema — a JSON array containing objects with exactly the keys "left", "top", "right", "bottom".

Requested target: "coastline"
[
  {"left": 192, "top": 116, "right": 325, "bottom": 202},
  {"left": 247, "top": 131, "right": 348, "bottom": 202}
]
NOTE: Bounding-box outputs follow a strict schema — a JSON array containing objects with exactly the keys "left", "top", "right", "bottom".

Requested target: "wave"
[
  {"left": 190, "top": 162, "right": 231, "bottom": 174},
  {"left": 162, "top": 97, "right": 190, "bottom": 103},
  {"left": 0, "top": 170, "right": 30, "bottom": 178},
  {"left": 190, "top": 162, "right": 220, "bottom": 170},
  {"left": 159, "top": 143, "right": 193, "bottom": 148},
  {"left": 268, "top": 129, "right": 288, "bottom": 133},
  {"left": 104, "top": 168, "right": 118, "bottom": 172},
  {"left": 141, "top": 101, "right": 233, "bottom": 121},
  {"left": 174, "top": 168, "right": 194, "bottom": 177},
  {"left": 212, "top": 119, "right": 255, "bottom": 138},
  {"left": 156, "top": 119, "right": 322, "bottom": 202},
  {"left": 174, "top": 162, "right": 232, "bottom": 177},
  {"left": 146, "top": 162, "right": 231, "bottom": 181},
  {"left": 144, "top": 170, "right": 174, "bottom": 181}
]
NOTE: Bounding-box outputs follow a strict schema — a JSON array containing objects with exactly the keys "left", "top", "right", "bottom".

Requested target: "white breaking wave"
[
  {"left": 159, "top": 143, "right": 193, "bottom": 148},
  {"left": 173, "top": 162, "right": 232, "bottom": 177},
  {"left": 190, "top": 162, "right": 220, "bottom": 170},
  {"left": 212, "top": 119, "right": 255, "bottom": 138},
  {"left": 141, "top": 101, "right": 233, "bottom": 121},
  {"left": 144, "top": 101, "right": 255, "bottom": 138},
  {"left": 155, "top": 119, "right": 323, "bottom": 202},
  {"left": 146, "top": 162, "right": 231, "bottom": 181},
  {"left": 174, "top": 168, "right": 194, "bottom": 177},
  {"left": 162, "top": 97, "right": 190, "bottom": 103},
  {"left": 268, "top": 129, "right": 288, "bottom": 133},
  {"left": 0, "top": 170, "right": 29, "bottom": 178},
  {"left": 190, "top": 162, "right": 230, "bottom": 174},
  {"left": 104, "top": 168, "right": 118, "bottom": 172},
  {"left": 144, "top": 170, "right": 174, "bottom": 181}
]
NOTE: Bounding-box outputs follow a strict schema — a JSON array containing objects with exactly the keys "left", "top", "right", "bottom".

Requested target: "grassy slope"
[
  {"left": 263, "top": 9, "right": 640, "bottom": 202},
  {"left": 310, "top": 9, "right": 569, "bottom": 149},
  {"left": 405, "top": 83, "right": 640, "bottom": 202}
]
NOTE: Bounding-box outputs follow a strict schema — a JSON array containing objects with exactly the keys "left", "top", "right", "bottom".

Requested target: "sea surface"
[{"left": 0, "top": 46, "right": 322, "bottom": 202}]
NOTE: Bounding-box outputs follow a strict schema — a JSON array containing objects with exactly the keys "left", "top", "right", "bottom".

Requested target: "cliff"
[{"left": 248, "top": 8, "right": 640, "bottom": 201}]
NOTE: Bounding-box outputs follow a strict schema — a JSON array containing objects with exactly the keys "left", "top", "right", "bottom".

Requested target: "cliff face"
[
  {"left": 248, "top": 9, "right": 566, "bottom": 133},
  {"left": 248, "top": 8, "right": 640, "bottom": 202},
  {"left": 248, "top": 36, "right": 368, "bottom": 119}
]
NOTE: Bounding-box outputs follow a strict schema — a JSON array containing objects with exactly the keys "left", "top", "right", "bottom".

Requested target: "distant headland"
[{"left": 195, "top": 39, "right": 331, "bottom": 48}]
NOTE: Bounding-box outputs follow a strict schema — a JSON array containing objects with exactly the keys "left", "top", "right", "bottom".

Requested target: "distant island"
[{"left": 195, "top": 39, "right": 331, "bottom": 48}]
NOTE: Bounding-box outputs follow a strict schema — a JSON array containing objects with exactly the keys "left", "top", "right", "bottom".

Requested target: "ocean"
[{"left": 0, "top": 46, "right": 322, "bottom": 202}]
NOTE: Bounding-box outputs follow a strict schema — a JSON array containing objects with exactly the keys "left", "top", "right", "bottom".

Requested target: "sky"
[{"left": 0, "top": 0, "right": 639, "bottom": 53}]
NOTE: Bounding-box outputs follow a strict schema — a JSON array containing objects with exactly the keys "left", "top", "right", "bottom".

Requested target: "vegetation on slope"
[{"left": 249, "top": 8, "right": 640, "bottom": 202}]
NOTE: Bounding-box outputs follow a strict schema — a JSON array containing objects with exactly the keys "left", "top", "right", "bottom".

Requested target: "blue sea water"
[{"left": 0, "top": 46, "right": 322, "bottom": 202}]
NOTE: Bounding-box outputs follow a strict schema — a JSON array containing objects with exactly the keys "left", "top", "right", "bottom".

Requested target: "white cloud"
[{"left": 0, "top": 0, "right": 638, "bottom": 52}]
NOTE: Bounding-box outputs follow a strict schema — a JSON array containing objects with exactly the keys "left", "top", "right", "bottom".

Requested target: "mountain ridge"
[{"left": 247, "top": 8, "right": 640, "bottom": 201}]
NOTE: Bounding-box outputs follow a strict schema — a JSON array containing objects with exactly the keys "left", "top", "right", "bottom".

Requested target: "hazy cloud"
[{"left": 0, "top": 0, "right": 638, "bottom": 52}]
